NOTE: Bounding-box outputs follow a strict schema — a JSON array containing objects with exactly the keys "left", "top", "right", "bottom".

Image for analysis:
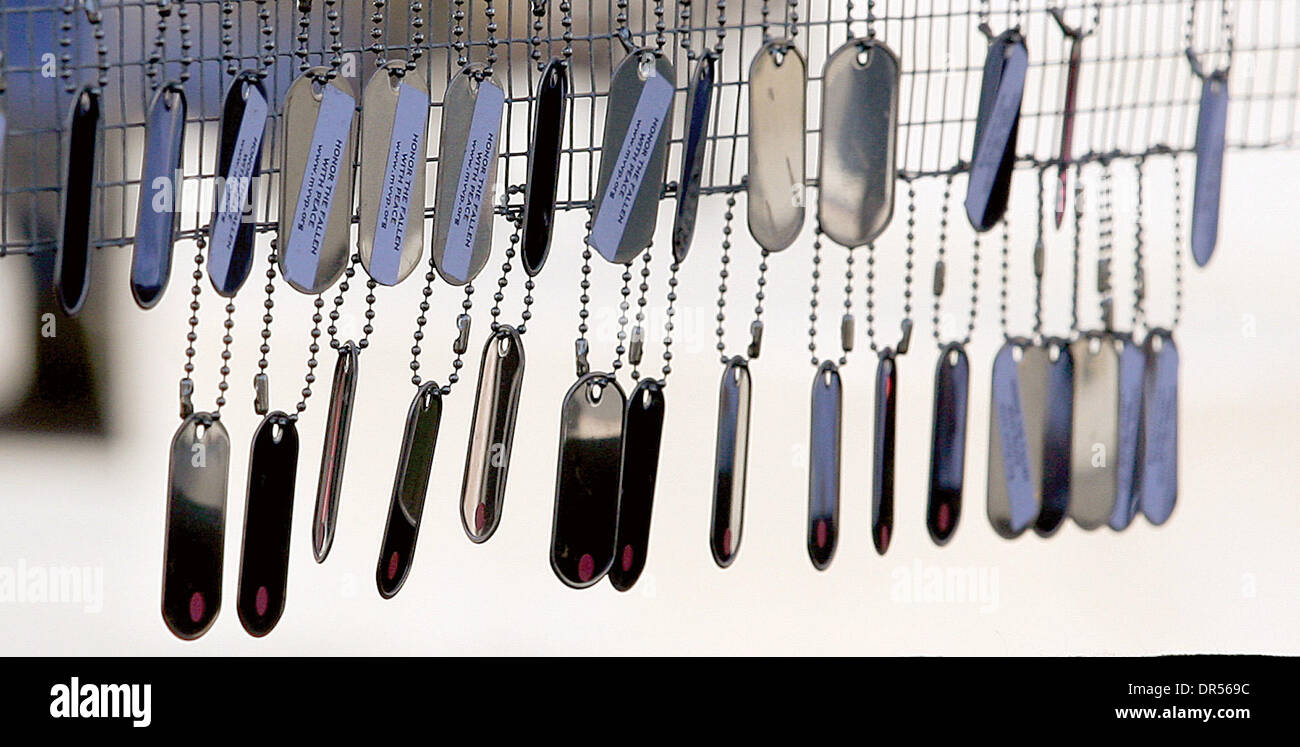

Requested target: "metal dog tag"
[
  {"left": 1140, "top": 330, "right": 1179, "bottom": 525},
  {"left": 131, "top": 83, "right": 186, "bottom": 309},
  {"left": 671, "top": 51, "right": 717, "bottom": 263},
  {"left": 208, "top": 72, "right": 268, "bottom": 297},
  {"left": 1191, "top": 73, "right": 1228, "bottom": 267},
  {"left": 1069, "top": 333, "right": 1119, "bottom": 529},
  {"left": 610, "top": 378, "right": 666, "bottom": 592},
  {"left": 1035, "top": 338, "right": 1074, "bottom": 536},
  {"left": 377, "top": 382, "right": 442, "bottom": 598},
  {"left": 872, "top": 353, "right": 899, "bottom": 554},
  {"left": 1109, "top": 336, "right": 1147, "bottom": 530},
  {"left": 279, "top": 69, "right": 357, "bottom": 294},
  {"left": 589, "top": 50, "right": 676, "bottom": 264},
  {"left": 747, "top": 40, "right": 806, "bottom": 252},
  {"left": 359, "top": 62, "right": 429, "bottom": 286},
  {"left": 312, "top": 341, "right": 360, "bottom": 562},
  {"left": 162, "top": 412, "right": 230, "bottom": 640},
  {"left": 461, "top": 326, "right": 525, "bottom": 543},
  {"left": 818, "top": 38, "right": 899, "bottom": 247},
  {"left": 807, "top": 361, "right": 841, "bottom": 569},
  {"left": 927, "top": 343, "right": 969, "bottom": 545},
  {"left": 236, "top": 412, "right": 298, "bottom": 637},
  {"left": 551, "top": 373, "right": 626, "bottom": 588},
  {"left": 521, "top": 58, "right": 570, "bottom": 276},
  {"left": 987, "top": 341, "right": 1042, "bottom": 538},
  {"left": 0, "top": 102, "right": 7, "bottom": 195},
  {"left": 711, "top": 357, "right": 752, "bottom": 567},
  {"left": 433, "top": 64, "right": 505, "bottom": 285},
  {"left": 966, "top": 30, "right": 1027, "bottom": 232},
  {"left": 55, "top": 86, "right": 99, "bottom": 316}
]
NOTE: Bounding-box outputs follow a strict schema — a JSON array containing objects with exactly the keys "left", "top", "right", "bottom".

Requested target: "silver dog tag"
[
  {"left": 1140, "top": 330, "right": 1179, "bottom": 525},
  {"left": 162, "top": 413, "right": 230, "bottom": 640},
  {"left": 987, "top": 340, "right": 1043, "bottom": 538},
  {"left": 131, "top": 83, "right": 187, "bottom": 309},
  {"left": 747, "top": 40, "right": 806, "bottom": 252},
  {"left": 1070, "top": 333, "right": 1120, "bottom": 529},
  {"left": 461, "top": 326, "right": 526, "bottom": 543}
]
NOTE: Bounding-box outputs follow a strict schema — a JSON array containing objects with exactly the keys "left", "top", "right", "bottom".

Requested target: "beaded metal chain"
[
  {"left": 931, "top": 174, "right": 980, "bottom": 348},
  {"left": 863, "top": 182, "right": 915, "bottom": 356}
]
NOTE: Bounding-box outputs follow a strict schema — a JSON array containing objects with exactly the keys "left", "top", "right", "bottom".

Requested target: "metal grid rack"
[{"left": 0, "top": 0, "right": 1295, "bottom": 258}]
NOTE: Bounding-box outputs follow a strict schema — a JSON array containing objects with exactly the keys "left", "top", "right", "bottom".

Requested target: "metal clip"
[
  {"left": 629, "top": 326, "right": 644, "bottom": 366},
  {"left": 840, "top": 314, "right": 855, "bottom": 353},
  {"left": 253, "top": 373, "right": 269, "bottom": 416},
  {"left": 179, "top": 378, "right": 194, "bottom": 419},
  {"left": 156, "top": 0, "right": 172, "bottom": 18},
  {"left": 453, "top": 314, "right": 472, "bottom": 355},
  {"left": 1100, "top": 298, "right": 1115, "bottom": 331},
  {"left": 932, "top": 260, "right": 946, "bottom": 297},
  {"left": 896, "top": 318, "right": 914, "bottom": 356},
  {"left": 747, "top": 320, "right": 764, "bottom": 359},
  {"left": 297, "top": 1, "right": 313, "bottom": 13},
  {"left": 1033, "top": 238, "right": 1045, "bottom": 278},
  {"left": 1096, "top": 257, "right": 1112, "bottom": 293},
  {"left": 615, "top": 27, "right": 637, "bottom": 55},
  {"left": 574, "top": 338, "right": 590, "bottom": 377}
]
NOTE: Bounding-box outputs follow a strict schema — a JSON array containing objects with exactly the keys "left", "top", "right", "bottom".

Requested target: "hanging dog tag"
[
  {"left": 236, "top": 412, "right": 298, "bottom": 637},
  {"left": 377, "top": 382, "right": 442, "bottom": 597},
  {"left": 871, "top": 353, "right": 899, "bottom": 554},
  {"left": 209, "top": 72, "right": 268, "bottom": 297},
  {"left": 747, "top": 40, "right": 806, "bottom": 252},
  {"left": 131, "top": 83, "right": 186, "bottom": 309},
  {"left": 551, "top": 373, "right": 626, "bottom": 588},
  {"left": 55, "top": 86, "right": 99, "bottom": 316},
  {"left": 610, "top": 378, "right": 667, "bottom": 592},
  {"left": 1054, "top": 33, "right": 1084, "bottom": 227},
  {"left": 1069, "top": 333, "right": 1119, "bottom": 529},
  {"left": 312, "top": 341, "right": 360, "bottom": 562},
  {"left": 1191, "top": 73, "right": 1228, "bottom": 267},
  {"left": 671, "top": 52, "right": 717, "bottom": 263},
  {"left": 711, "top": 357, "right": 752, "bottom": 567},
  {"left": 966, "top": 30, "right": 1027, "bottom": 232},
  {"left": 1035, "top": 338, "right": 1074, "bottom": 536},
  {"left": 521, "top": 58, "right": 570, "bottom": 276},
  {"left": 432, "top": 64, "right": 504, "bottom": 285},
  {"left": 807, "top": 361, "right": 841, "bottom": 569},
  {"left": 818, "top": 38, "right": 899, "bottom": 248},
  {"left": 161, "top": 412, "right": 230, "bottom": 640},
  {"left": 460, "top": 326, "right": 525, "bottom": 543},
  {"left": 987, "top": 341, "right": 1042, "bottom": 538},
  {"left": 927, "top": 343, "right": 969, "bottom": 545},
  {"left": 1108, "top": 336, "right": 1147, "bottom": 530},
  {"left": 279, "top": 69, "right": 357, "bottom": 294},
  {"left": 590, "top": 50, "right": 676, "bottom": 264},
  {"left": 1140, "top": 330, "right": 1179, "bottom": 525},
  {"left": 359, "top": 62, "right": 429, "bottom": 286}
]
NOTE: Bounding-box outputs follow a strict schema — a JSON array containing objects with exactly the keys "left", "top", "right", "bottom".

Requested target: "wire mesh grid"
[{"left": 0, "top": 0, "right": 1294, "bottom": 258}]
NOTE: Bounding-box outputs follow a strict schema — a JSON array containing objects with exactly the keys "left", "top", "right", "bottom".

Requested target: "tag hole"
[
  {"left": 637, "top": 54, "right": 655, "bottom": 80},
  {"left": 311, "top": 79, "right": 325, "bottom": 99},
  {"left": 195, "top": 423, "right": 207, "bottom": 440},
  {"left": 1152, "top": 336, "right": 1164, "bottom": 353},
  {"left": 732, "top": 367, "right": 743, "bottom": 385},
  {"left": 1011, "top": 346, "right": 1024, "bottom": 363},
  {"left": 823, "top": 369, "right": 833, "bottom": 387},
  {"left": 271, "top": 423, "right": 283, "bottom": 443},
  {"left": 1088, "top": 337, "right": 1102, "bottom": 355},
  {"left": 772, "top": 48, "right": 787, "bottom": 66},
  {"left": 240, "top": 82, "right": 250, "bottom": 102},
  {"left": 587, "top": 383, "right": 604, "bottom": 405},
  {"left": 856, "top": 46, "right": 873, "bottom": 67},
  {"left": 1048, "top": 345, "right": 1061, "bottom": 363},
  {"left": 641, "top": 388, "right": 654, "bottom": 409},
  {"left": 947, "top": 349, "right": 960, "bottom": 367},
  {"left": 497, "top": 337, "right": 511, "bottom": 357}
]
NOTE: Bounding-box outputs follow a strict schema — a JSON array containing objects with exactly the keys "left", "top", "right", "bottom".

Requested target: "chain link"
[{"left": 931, "top": 175, "right": 979, "bottom": 347}]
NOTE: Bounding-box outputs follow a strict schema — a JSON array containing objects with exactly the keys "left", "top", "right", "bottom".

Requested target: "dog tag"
[
  {"left": 131, "top": 83, "right": 186, "bottom": 309},
  {"left": 871, "top": 353, "right": 899, "bottom": 554},
  {"left": 987, "top": 341, "right": 1042, "bottom": 538},
  {"left": 1035, "top": 338, "right": 1074, "bottom": 536},
  {"left": 610, "top": 378, "right": 666, "bottom": 592},
  {"left": 312, "top": 342, "right": 360, "bottom": 562},
  {"left": 377, "top": 382, "right": 442, "bottom": 597},
  {"left": 671, "top": 52, "right": 717, "bottom": 263},
  {"left": 747, "top": 40, "right": 806, "bottom": 252},
  {"left": 521, "top": 58, "right": 570, "bottom": 276},
  {"left": 55, "top": 86, "right": 99, "bottom": 316},
  {"left": 460, "top": 326, "right": 525, "bottom": 543},
  {"left": 279, "top": 69, "right": 357, "bottom": 294},
  {"left": 711, "top": 357, "right": 751, "bottom": 567},
  {"left": 208, "top": 72, "right": 268, "bottom": 297},
  {"left": 551, "top": 373, "right": 626, "bottom": 588},
  {"left": 359, "top": 62, "right": 429, "bottom": 286},
  {"left": 807, "top": 361, "right": 841, "bottom": 569},
  {"left": 966, "top": 30, "right": 1027, "bottom": 232},
  {"left": 162, "top": 412, "right": 230, "bottom": 640},
  {"left": 590, "top": 50, "right": 675, "bottom": 264},
  {"left": 1070, "top": 333, "right": 1119, "bottom": 529},
  {"left": 0, "top": 102, "right": 7, "bottom": 192},
  {"left": 818, "top": 38, "right": 899, "bottom": 247},
  {"left": 1109, "top": 336, "right": 1147, "bottom": 530},
  {"left": 927, "top": 343, "right": 969, "bottom": 545},
  {"left": 432, "top": 64, "right": 504, "bottom": 285},
  {"left": 236, "top": 412, "right": 298, "bottom": 637},
  {"left": 1140, "top": 330, "right": 1179, "bottom": 524},
  {"left": 1191, "top": 73, "right": 1228, "bottom": 267},
  {"left": 1054, "top": 33, "right": 1084, "bottom": 227}
]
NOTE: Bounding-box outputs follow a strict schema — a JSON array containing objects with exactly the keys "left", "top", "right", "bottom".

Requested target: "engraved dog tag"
[
  {"left": 432, "top": 64, "right": 504, "bottom": 285},
  {"left": 279, "top": 69, "right": 357, "bottom": 294},
  {"left": 359, "top": 62, "right": 429, "bottom": 286},
  {"left": 807, "top": 361, "right": 841, "bottom": 569},
  {"left": 209, "top": 72, "right": 268, "bottom": 297},
  {"left": 162, "top": 412, "right": 230, "bottom": 640},
  {"left": 711, "top": 357, "right": 752, "bottom": 567},
  {"left": 377, "top": 382, "right": 442, "bottom": 598},
  {"left": 55, "top": 86, "right": 99, "bottom": 316},
  {"left": 312, "top": 341, "right": 360, "bottom": 562},
  {"left": 966, "top": 30, "right": 1027, "bottom": 232},
  {"left": 671, "top": 51, "right": 717, "bottom": 263},
  {"left": 987, "top": 341, "right": 1042, "bottom": 538},
  {"left": 551, "top": 373, "right": 626, "bottom": 588},
  {"left": 590, "top": 50, "right": 676, "bottom": 264},
  {"left": 1035, "top": 338, "right": 1074, "bottom": 536},
  {"left": 1070, "top": 333, "right": 1119, "bottom": 529},
  {"left": 748, "top": 40, "right": 806, "bottom": 252},
  {"left": 1191, "top": 73, "right": 1228, "bottom": 267},
  {"left": 610, "top": 378, "right": 666, "bottom": 592},
  {"left": 1140, "top": 330, "right": 1179, "bottom": 525},
  {"left": 131, "top": 83, "right": 186, "bottom": 309},
  {"left": 1109, "top": 336, "right": 1147, "bottom": 530},
  {"left": 927, "top": 343, "right": 969, "bottom": 545},
  {"left": 818, "top": 38, "right": 899, "bottom": 248},
  {"left": 872, "top": 353, "right": 899, "bottom": 554},
  {"left": 236, "top": 412, "right": 298, "bottom": 637},
  {"left": 461, "top": 326, "right": 525, "bottom": 543},
  {"left": 521, "top": 58, "right": 570, "bottom": 276}
]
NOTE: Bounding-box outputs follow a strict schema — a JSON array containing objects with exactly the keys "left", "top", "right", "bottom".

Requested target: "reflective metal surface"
[
  {"left": 610, "top": 378, "right": 666, "bottom": 592},
  {"left": 1054, "top": 31, "right": 1084, "bottom": 228},
  {"left": 460, "top": 326, "right": 525, "bottom": 543},
  {"left": 56, "top": 86, "right": 99, "bottom": 317},
  {"left": 1035, "top": 338, "right": 1074, "bottom": 536},
  {"left": 1140, "top": 330, "right": 1179, "bottom": 525},
  {"left": 927, "top": 343, "right": 969, "bottom": 546},
  {"left": 131, "top": 83, "right": 186, "bottom": 309},
  {"left": 872, "top": 353, "right": 898, "bottom": 554},
  {"left": 377, "top": 382, "right": 442, "bottom": 598},
  {"left": 1069, "top": 333, "right": 1120, "bottom": 529},
  {"left": 747, "top": 39, "right": 806, "bottom": 252},
  {"left": 987, "top": 340, "right": 1041, "bottom": 538},
  {"left": 966, "top": 30, "right": 1027, "bottom": 232},
  {"left": 162, "top": 412, "right": 230, "bottom": 640},
  {"left": 710, "top": 357, "right": 751, "bottom": 567},
  {"left": 1192, "top": 73, "right": 1228, "bottom": 267},
  {"left": 208, "top": 72, "right": 268, "bottom": 297},
  {"left": 807, "top": 361, "right": 841, "bottom": 569},
  {"left": 312, "top": 342, "right": 360, "bottom": 562},
  {"left": 671, "top": 52, "right": 717, "bottom": 263},
  {"left": 1109, "top": 337, "right": 1147, "bottom": 530},
  {"left": 521, "top": 58, "right": 570, "bottom": 276},
  {"left": 236, "top": 412, "right": 298, "bottom": 637}
]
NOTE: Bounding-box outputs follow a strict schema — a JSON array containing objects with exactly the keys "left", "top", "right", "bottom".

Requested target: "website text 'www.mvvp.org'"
[{"left": 1114, "top": 706, "right": 1251, "bottom": 722}]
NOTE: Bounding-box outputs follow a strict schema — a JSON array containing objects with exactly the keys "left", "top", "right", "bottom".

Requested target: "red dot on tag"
[
  {"left": 188, "top": 592, "right": 204, "bottom": 623},
  {"left": 474, "top": 504, "right": 486, "bottom": 533},
  {"left": 254, "top": 586, "right": 269, "bottom": 617},
  {"left": 578, "top": 554, "right": 595, "bottom": 582},
  {"left": 387, "top": 552, "right": 400, "bottom": 581},
  {"left": 878, "top": 525, "right": 891, "bottom": 553},
  {"left": 816, "top": 520, "right": 827, "bottom": 549},
  {"left": 937, "top": 504, "right": 951, "bottom": 533},
  {"left": 722, "top": 529, "right": 733, "bottom": 558},
  {"left": 621, "top": 545, "right": 634, "bottom": 572}
]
